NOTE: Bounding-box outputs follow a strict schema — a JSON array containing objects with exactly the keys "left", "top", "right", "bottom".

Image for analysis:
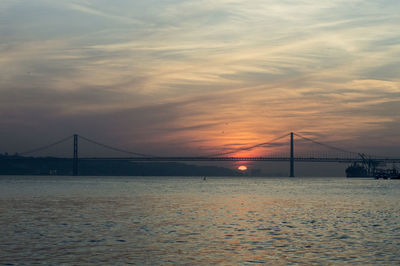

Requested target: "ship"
[
  {"left": 346, "top": 154, "right": 379, "bottom": 178},
  {"left": 346, "top": 153, "right": 400, "bottom": 179},
  {"left": 346, "top": 163, "right": 400, "bottom": 179},
  {"left": 346, "top": 163, "right": 368, "bottom": 177},
  {"left": 374, "top": 168, "right": 400, "bottom": 179}
]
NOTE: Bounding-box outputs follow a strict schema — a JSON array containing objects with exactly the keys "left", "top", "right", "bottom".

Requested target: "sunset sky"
[{"left": 1, "top": 0, "right": 399, "bottom": 157}]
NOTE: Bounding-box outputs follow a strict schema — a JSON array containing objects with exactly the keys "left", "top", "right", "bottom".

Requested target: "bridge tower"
[
  {"left": 290, "top": 132, "right": 295, "bottom": 177},
  {"left": 73, "top": 134, "right": 78, "bottom": 176}
]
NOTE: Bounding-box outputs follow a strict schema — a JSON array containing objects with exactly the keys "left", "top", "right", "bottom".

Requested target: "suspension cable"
[
  {"left": 78, "top": 135, "right": 155, "bottom": 157},
  {"left": 205, "top": 133, "right": 290, "bottom": 157},
  {"left": 20, "top": 135, "right": 74, "bottom": 156},
  {"left": 294, "top": 133, "right": 360, "bottom": 156}
]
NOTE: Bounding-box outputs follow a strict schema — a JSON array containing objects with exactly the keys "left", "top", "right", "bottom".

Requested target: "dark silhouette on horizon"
[{"left": 1, "top": 132, "right": 399, "bottom": 177}]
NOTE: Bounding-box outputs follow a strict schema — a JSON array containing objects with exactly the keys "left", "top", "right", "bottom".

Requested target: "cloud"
[{"left": 0, "top": 0, "right": 400, "bottom": 157}]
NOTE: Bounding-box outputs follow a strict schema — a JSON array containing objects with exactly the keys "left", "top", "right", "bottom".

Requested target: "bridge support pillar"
[
  {"left": 290, "top": 132, "right": 295, "bottom": 177},
  {"left": 73, "top": 134, "right": 78, "bottom": 176}
]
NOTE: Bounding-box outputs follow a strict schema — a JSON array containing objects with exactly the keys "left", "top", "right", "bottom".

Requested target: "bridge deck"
[
  {"left": 3, "top": 157, "right": 400, "bottom": 163},
  {"left": 78, "top": 157, "right": 400, "bottom": 163}
]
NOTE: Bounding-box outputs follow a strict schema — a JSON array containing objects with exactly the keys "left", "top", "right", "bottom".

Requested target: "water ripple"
[{"left": 1, "top": 177, "right": 400, "bottom": 264}]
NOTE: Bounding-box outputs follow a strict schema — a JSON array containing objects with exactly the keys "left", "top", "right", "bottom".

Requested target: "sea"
[{"left": 1, "top": 176, "right": 399, "bottom": 265}]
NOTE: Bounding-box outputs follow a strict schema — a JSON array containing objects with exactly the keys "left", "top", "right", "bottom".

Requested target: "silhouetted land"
[{"left": 0, "top": 155, "right": 239, "bottom": 176}]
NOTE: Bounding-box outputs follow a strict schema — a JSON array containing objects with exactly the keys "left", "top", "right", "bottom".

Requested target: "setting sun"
[{"left": 238, "top": 165, "right": 248, "bottom": 171}]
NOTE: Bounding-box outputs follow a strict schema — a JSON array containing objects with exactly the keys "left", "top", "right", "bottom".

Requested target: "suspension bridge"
[{"left": 2, "top": 132, "right": 400, "bottom": 177}]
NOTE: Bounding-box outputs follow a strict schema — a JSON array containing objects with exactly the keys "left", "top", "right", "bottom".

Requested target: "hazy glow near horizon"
[{"left": 0, "top": 0, "right": 399, "bottom": 156}]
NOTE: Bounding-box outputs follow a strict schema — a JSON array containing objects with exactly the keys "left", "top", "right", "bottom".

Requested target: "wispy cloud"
[{"left": 0, "top": 0, "right": 399, "bottom": 156}]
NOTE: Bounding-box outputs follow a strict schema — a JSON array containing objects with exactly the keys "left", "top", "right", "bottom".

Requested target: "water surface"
[{"left": 1, "top": 176, "right": 399, "bottom": 265}]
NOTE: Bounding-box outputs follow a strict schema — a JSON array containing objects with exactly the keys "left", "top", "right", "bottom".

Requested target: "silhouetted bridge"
[
  {"left": 4, "top": 132, "right": 400, "bottom": 177},
  {"left": 78, "top": 156, "right": 400, "bottom": 163}
]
